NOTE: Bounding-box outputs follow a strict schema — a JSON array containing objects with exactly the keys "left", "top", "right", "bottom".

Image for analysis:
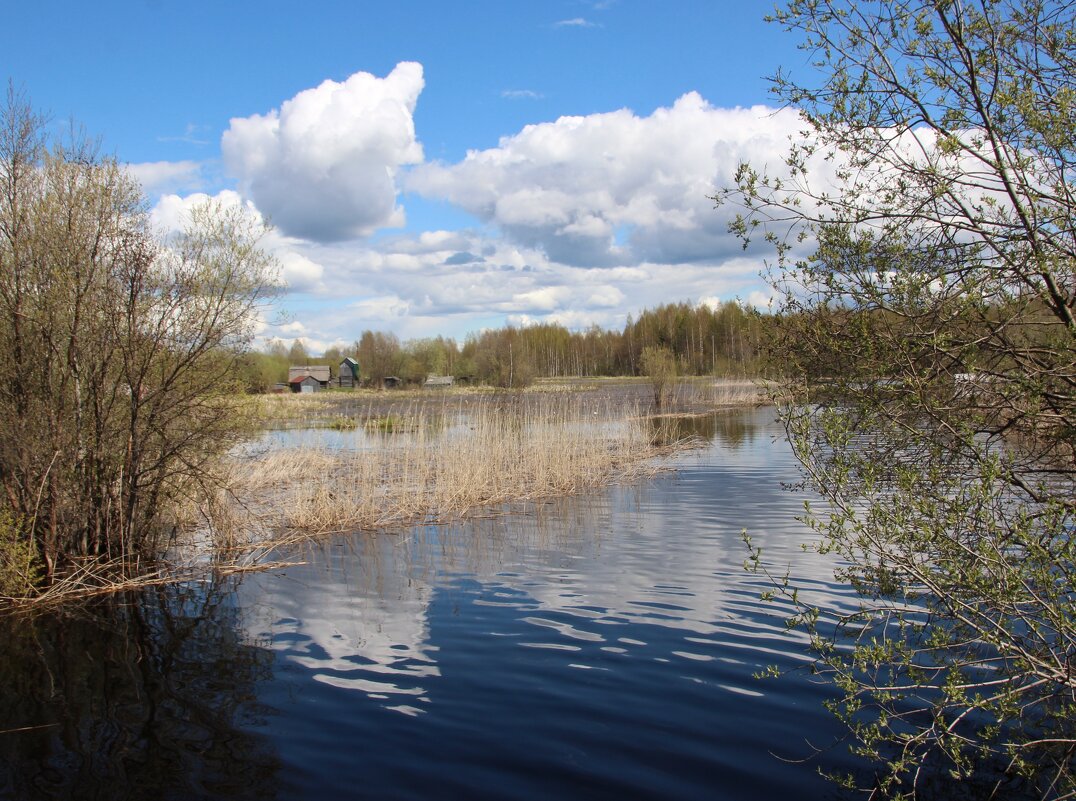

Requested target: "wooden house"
[
  {"left": 383, "top": 376, "right": 402, "bottom": 389},
  {"left": 423, "top": 375, "right": 454, "bottom": 388},
  {"left": 289, "top": 374, "right": 322, "bottom": 393},
  {"left": 339, "top": 357, "right": 360, "bottom": 388},
  {"left": 288, "top": 365, "right": 331, "bottom": 390}
]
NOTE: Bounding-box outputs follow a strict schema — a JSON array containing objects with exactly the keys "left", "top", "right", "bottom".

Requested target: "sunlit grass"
[{"left": 217, "top": 395, "right": 690, "bottom": 542}]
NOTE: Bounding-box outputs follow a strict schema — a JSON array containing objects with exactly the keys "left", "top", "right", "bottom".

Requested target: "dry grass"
[
  {"left": 215, "top": 395, "right": 689, "bottom": 543},
  {"left": 245, "top": 386, "right": 498, "bottom": 424},
  {"left": 677, "top": 378, "right": 777, "bottom": 407}
]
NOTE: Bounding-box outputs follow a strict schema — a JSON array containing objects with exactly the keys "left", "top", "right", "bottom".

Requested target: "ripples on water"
[{"left": 0, "top": 407, "right": 864, "bottom": 800}]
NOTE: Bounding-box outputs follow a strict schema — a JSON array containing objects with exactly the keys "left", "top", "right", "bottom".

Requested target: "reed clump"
[{"left": 220, "top": 395, "right": 685, "bottom": 541}]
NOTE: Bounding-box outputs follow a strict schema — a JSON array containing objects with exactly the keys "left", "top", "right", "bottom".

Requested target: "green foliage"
[
  {"left": 725, "top": 0, "right": 1076, "bottom": 795},
  {"left": 0, "top": 511, "right": 41, "bottom": 597},
  {"left": 327, "top": 416, "right": 359, "bottom": 431},
  {"left": 640, "top": 345, "right": 677, "bottom": 408}
]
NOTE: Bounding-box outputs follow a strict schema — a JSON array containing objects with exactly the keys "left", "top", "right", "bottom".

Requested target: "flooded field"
[{"left": 0, "top": 406, "right": 865, "bottom": 800}]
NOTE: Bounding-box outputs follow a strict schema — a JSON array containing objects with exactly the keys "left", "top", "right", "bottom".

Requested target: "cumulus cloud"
[
  {"left": 222, "top": 62, "right": 425, "bottom": 242},
  {"left": 408, "top": 95, "right": 804, "bottom": 267},
  {"left": 150, "top": 190, "right": 254, "bottom": 235},
  {"left": 278, "top": 251, "right": 326, "bottom": 293},
  {"left": 286, "top": 224, "right": 764, "bottom": 340},
  {"left": 126, "top": 160, "right": 207, "bottom": 197},
  {"left": 151, "top": 190, "right": 328, "bottom": 293}
]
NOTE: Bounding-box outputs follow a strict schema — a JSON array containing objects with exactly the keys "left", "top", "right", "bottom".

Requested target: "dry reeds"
[
  {"left": 672, "top": 378, "right": 776, "bottom": 408},
  {"left": 217, "top": 394, "right": 687, "bottom": 542}
]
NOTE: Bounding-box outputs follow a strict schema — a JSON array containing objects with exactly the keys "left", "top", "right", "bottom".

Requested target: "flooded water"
[{"left": 0, "top": 407, "right": 865, "bottom": 800}]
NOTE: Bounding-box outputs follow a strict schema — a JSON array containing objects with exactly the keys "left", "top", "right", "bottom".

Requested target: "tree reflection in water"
[
  {"left": 648, "top": 411, "right": 758, "bottom": 449},
  {"left": 0, "top": 579, "right": 278, "bottom": 801}
]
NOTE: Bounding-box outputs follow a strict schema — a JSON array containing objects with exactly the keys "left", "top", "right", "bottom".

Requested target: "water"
[{"left": 0, "top": 407, "right": 864, "bottom": 800}]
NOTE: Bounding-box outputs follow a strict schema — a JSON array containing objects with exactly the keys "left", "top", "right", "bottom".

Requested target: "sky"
[{"left": 3, "top": 1, "right": 815, "bottom": 353}]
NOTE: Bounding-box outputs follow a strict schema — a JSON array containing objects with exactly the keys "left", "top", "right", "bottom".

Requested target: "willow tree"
[
  {"left": 724, "top": 1, "right": 1076, "bottom": 796},
  {"left": 0, "top": 88, "right": 277, "bottom": 588}
]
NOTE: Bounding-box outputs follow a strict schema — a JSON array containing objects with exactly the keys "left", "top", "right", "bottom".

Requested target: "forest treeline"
[{"left": 240, "top": 300, "right": 770, "bottom": 390}]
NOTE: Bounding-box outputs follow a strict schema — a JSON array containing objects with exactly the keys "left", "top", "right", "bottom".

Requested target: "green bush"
[{"left": 0, "top": 511, "right": 41, "bottom": 597}]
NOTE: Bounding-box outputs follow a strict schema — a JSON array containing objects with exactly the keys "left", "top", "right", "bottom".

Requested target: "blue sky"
[{"left": 4, "top": 1, "right": 812, "bottom": 351}]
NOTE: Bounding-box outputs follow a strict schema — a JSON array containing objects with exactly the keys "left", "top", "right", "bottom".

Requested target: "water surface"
[{"left": 0, "top": 407, "right": 862, "bottom": 800}]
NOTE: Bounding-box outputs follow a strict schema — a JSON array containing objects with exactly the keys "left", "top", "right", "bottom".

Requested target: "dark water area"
[{"left": 0, "top": 407, "right": 866, "bottom": 800}]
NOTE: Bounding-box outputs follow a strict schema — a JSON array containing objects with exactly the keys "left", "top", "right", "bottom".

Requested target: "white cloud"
[
  {"left": 149, "top": 85, "right": 811, "bottom": 348},
  {"left": 587, "top": 285, "right": 624, "bottom": 307},
  {"left": 150, "top": 186, "right": 772, "bottom": 347},
  {"left": 502, "top": 89, "right": 544, "bottom": 100},
  {"left": 554, "top": 17, "right": 597, "bottom": 27},
  {"left": 150, "top": 190, "right": 254, "bottom": 235},
  {"left": 222, "top": 62, "right": 425, "bottom": 242},
  {"left": 151, "top": 190, "right": 327, "bottom": 294},
  {"left": 279, "top": 320, "right": 309, "bottom": 336},
  {"left": 746, "top": 290, "right": 775, "bottom": 311},
  {"left": 513, "top": 286, "right": 569, "bottom": 312},
  {"left": 697, "top": 295, "right": 721, "bottom": 311},
  {"left": 126, "top": 160, "right": 207, "bottom": 197},
  {"left": 408, "top": 96, "right": 804, "bottom": 268},
  {"left": 278, "top": 251, "right": 326, "bottom": 293},
  {"left": 157, "top": 122, "right": 211, "bottom": 146}
]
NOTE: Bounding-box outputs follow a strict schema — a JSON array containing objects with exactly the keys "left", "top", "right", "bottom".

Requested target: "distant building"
[
  {"left": 383, "top": 376, "right": 402, "bottom": 389},
  {"left": 289, "top": 374, "right": 323, "bottom": 394},
  {"left": 339, "top": 357, "right": 360, "bottom": 388},
  {"left": 288, "top": 365, "right": 331, "bottom": 390},
  {"left": 423, "top": 375, "right": 454, "bottom": 388}
]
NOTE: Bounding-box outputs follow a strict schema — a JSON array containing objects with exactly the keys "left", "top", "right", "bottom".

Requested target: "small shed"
[
  {"left": 383, "top": 376, "right": 402, "bottom": 389},
  {"left": 289, "top": 374, "right": 322, "bottom": 394},
  {"left": 423, "top": 375, "right": 454, "bottom": 389},
  {"left": 339, "top": 357, "right": 360, "bottom": 388}
]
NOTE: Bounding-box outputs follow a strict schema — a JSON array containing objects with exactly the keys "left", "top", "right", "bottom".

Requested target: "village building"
[
  {"left": 289, "top": 374, "right": 323, "bottom": 393},
  {"left": 288, "top": 365, "right": 331, "bottom": 393},
  {"left": 339, "top": 357, "right": 360, "bottom": 388},
  {"left": 423, "top": 375, "right": 454, "bottom": 388}
]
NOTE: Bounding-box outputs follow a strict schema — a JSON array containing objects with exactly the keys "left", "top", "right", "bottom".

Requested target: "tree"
[
  {"left": 725, "top": 1, "right": 1076, "bottom": 796},
  {"left": 354, "top": 330, "right": 402, "bottom": 387},
  {"left": 470, "top": 327, "right": 536, "bottom": 389},
  {"left": 0, "top": 87, "right": 277, "bottom": 586},
  {"left": 287, "top": 338, "right": 309, "bottom": 365},
  {"left": 639, "top": 345, "right": 677, "bottom": 409}
]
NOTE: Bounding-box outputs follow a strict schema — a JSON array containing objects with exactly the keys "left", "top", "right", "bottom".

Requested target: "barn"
[{"left": 289, "top": 374, "right": 322, "bottom": 393}]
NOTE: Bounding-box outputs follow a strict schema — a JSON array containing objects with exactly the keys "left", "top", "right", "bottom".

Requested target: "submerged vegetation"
[{"left": 215, "top": 394, "right": 695, "bottom": 545}]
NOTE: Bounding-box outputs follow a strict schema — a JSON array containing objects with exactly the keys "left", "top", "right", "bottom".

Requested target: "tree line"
[{"left": 240, "top": 299, "right": 771, "bottom": 391}]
